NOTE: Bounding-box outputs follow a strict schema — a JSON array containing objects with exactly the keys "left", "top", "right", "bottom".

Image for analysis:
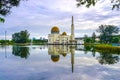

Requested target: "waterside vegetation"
[
  {"left": 83, "top": 24, "right": 120, "bottom": 54},
  {"left": 95, "top": 44, "right": 120, "bottom": 54},
  {"left": 84, "top": 44, "right": 120, "bottom": 54}
]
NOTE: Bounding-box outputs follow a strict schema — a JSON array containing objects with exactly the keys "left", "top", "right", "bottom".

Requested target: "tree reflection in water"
[
  {"left": 84, "top": 45, "right": 95, "bottom": 56},
  {"left": 97, "top": 52, "right": 119, "bottom": 65},
  {"left": 12, "top": 46, "right": 30, "bottom": 59},
  {"left": 84, "top": 45, "right": 91, "bottom": 54},
  {"left": 77, "top": 45, "right": 120, "bottom": 65}
]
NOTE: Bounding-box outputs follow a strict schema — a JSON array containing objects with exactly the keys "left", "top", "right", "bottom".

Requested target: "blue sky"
[{"left": 0, "top": 0, "right": 120, "bottom": 39}]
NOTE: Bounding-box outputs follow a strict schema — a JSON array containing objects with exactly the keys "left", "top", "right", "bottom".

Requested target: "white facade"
[
  {"left": 48, "top": 33, "right": 71, "bottom": 44},
  {"left": 76, "top": 39, "right": 84, "bottom": 44}
]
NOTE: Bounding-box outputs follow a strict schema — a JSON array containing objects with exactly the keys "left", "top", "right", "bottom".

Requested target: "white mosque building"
[{"left": 48, "top": 16, "right": 76, "bottom": 44}]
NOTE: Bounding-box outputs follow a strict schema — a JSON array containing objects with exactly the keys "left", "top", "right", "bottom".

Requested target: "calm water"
[{"left": 0, "top": 45, "right": 120, "bottom": 80}]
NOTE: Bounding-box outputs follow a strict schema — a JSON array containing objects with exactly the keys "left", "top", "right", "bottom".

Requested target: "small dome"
[
  {"left": 51, "top": 26, "right": 60, "bottom": 34},
  {"left": 51, "top": 55, "right": 60, "bottom": 62},
  {"left": 62, "top": 32, "right": 67, "bottom": 35},
  {"left": 62, "top": 53, "right": 67, "bottom": 57}
]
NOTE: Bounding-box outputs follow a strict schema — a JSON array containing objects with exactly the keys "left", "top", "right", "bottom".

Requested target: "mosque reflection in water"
[{"left": 48, "top": 45, "right": 75, "bottom": 72}]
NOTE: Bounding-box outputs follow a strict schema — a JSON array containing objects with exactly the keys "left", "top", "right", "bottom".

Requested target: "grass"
[
  {"left": 13, "top": 43, "right": 30, "bottom": 46},
  {"left": 95, "top": 44, "right": 120, "bottom": 54}
]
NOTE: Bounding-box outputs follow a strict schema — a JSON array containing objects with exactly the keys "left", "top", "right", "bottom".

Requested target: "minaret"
[{"left": 71, "top": 16, "right": 74, "bottom": 41}]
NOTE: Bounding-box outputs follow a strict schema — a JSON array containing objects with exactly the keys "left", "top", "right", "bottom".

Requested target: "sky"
[{"left": 0, "top": 0, "right": 120, "bottom": 39}]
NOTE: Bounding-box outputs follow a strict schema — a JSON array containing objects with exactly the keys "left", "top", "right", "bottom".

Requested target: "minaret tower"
[{"left": 71, "top": 16, "right": 74, "bottom": 41}]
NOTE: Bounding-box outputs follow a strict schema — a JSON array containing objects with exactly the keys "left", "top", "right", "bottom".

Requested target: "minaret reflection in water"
[
  {"left": 70, "top": 46, "right": 75, "bottom": 73},
  {"left": 48, "top": 45, "right": 75, "bottom": 73}
]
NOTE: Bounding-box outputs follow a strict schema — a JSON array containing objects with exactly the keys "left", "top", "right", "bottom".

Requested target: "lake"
[{"left": 0, "top": 45, "right": 120, "bottom": 80}]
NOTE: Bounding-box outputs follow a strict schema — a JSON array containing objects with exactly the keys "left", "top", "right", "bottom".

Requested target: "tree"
[
  {"left": 92, "top": 32, "right": 96, "bottom": 43},
  {"left": 96, "top": 25, "right": 119, "bottom": 43},
  {"left": 84, "top": 34, "right": 88, "bottom": 43},
  {"left": 76, "top": 0, "right": 120, "bottom": 10},
  {"left": 12, "top": 30, "right": 30, "bottom": 43},
  {"left": 84, "top": 34, "right": 92, "bottom": 43},
  {"left": 0, "top": 0, "right": 25, "bottom": 22},
  {"left": 20, "top": 30, "right": 30, "bottom": 43},
  {"left": 112, "top": 37, "right": 119, "bottom": 43},
  {"left": 0, "top": 18, "right": 5, "bottom": 22}
]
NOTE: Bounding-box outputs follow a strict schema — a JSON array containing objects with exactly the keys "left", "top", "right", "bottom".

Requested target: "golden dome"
[
  {"left": 62, "top": 32, "right": 67, "bottom": 35},
  {"left": 62, "top": 53, "right": 67, "bottom": 57},
  {"left": 51, "top": 26, "right": 60, "bottom": 34},
  {"left": 51, "top": 55, "right": 60, "bottom": 62}
]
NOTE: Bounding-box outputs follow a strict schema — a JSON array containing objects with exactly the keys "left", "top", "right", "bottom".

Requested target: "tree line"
[
  {"left": 0, "top": 30, "right": 48, "bottom": 45},
  {"left": 84, "top": 24, "right": 120, "bottom": 44}
]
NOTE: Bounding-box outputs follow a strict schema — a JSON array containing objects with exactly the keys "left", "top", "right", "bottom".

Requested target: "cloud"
[{"left": 0, "top": 0, "right": 120, "bottom": 39}]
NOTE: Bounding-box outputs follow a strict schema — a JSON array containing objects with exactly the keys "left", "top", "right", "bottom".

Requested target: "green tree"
[
  {"left": 20, "top": 30, "right": 30, "bottom": 43},
  {"left": 12, "top": 30, "right": 30, "bottom": 43},
  {"left": 112, "top": 37, "right": 119, "bottom": 43},
  {"left": 84, "top": 34, "right": 88, "bottom": 43},
  {"left": 92, "top": 32, "right": 96, "bottom": 43},
  {"left": 12, "top": 32, "right": 20, "bottom": 43},
  {"left": 0, "top": 0, "right": 25, "bottom": 22},
  {"left": 84, "top": 34, "right": 92, "bottom": 43},
  {"left": 0, "top": 18, "right": 5, "bottom": 22},
  {"left": 96, "top": 25, "right": 119, "bottom": 43},
  {"left": 76, "top": 0, "right": 120, "bottom": 10}
]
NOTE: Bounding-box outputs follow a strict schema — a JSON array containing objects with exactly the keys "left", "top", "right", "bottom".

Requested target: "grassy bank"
[
  {"left": 95, "top": 44, "right": 120, "bottom": 54},
  {"left": 4, "top": 42, "right": 48, "bottom": 46},
  {"left": 12, "top": 43, "right": 30, "bottom": 46}
]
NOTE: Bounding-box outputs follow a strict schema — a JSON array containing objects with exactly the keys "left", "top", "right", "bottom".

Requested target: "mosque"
[{"left": 48, "top": 16, "right": 76, "bottom": 44}]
